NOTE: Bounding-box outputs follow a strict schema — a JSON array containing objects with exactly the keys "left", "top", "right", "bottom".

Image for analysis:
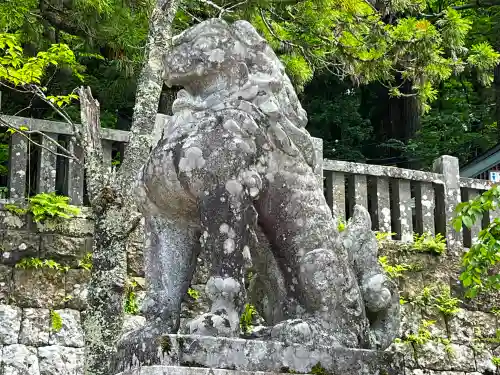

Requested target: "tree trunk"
[
  {"left": 80, "top": 1, "right": 180, "bottom": 375},
  {"left": 117, "top": 0, "right": 180, "bottom": 188},
  {"left": 494, "top": 64, "right": 500, "bottom": 141},
  {"left": 386, "top": 80, "right": 421, "bottom": 168}
]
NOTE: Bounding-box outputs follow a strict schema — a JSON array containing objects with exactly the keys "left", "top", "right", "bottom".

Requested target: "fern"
[{"left": 28, "top": 193, "right": 80, "bottom": 222}]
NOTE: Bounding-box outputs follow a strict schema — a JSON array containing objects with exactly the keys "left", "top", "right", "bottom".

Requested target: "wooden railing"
[{"left": 1, "top": 115, "right": 497, "bottom": 249}]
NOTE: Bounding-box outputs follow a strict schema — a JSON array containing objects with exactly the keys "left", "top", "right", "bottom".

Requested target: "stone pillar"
[
  {"left": 414, "top": 182, "right": 435, "bottom": 235},
  {"left": 391, "top": 179, "right": 413, "bottom": 242},
  {"left": 8, "top": 133, "right": 28, "bottom": 200},
  {"left": 372, "top": 177, "right": 392, "bottom": 235},
  {"left": 102, "top": 140, "right": 113, "bottom": 170},
  {"left": 348, "top": 174, "right": 368, "bottom": 210},
  {"left": 326, "top": 171, "right": 346, "bottom": 222},
  {"left": 37, "top": 132, "right": 58, "bottom": 193},
  {"left": 432, "top": 155, "right": 463, "bottom": 251},
  {"left": 67, "top": 139, "right": 84, "bottom": 205}
]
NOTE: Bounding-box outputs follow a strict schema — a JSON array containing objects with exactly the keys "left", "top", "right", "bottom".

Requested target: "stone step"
[
  {"left": 113, "top": 334, "right": 404, "bottom": 375},
  {"left": 116, "top": 366, "right": 307, "bottom": 375}
]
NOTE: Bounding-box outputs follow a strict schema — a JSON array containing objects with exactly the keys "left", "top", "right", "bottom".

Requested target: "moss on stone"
[
  {"left": 159, "top": 335, "right": 172, "bottom": 354},
  {"left": 310, "top": 363, "right": 331, "bottom": 375}
]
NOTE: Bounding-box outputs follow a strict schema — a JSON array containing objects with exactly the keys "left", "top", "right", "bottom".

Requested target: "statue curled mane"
[{"left": 165, "top": 19, "right": 318, "bottom": 172}]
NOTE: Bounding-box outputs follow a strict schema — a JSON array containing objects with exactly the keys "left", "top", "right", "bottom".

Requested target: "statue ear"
[{"left": 231, "top": 21, "right": 266, "bottom": 50}]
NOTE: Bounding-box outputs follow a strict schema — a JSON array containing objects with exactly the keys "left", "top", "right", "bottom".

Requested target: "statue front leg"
[
  {"left": 142, "top": 214, "right": 199, "bottom": 332},
  {"left": 187, "top": 184, "right": 254, "bottom": 337}
]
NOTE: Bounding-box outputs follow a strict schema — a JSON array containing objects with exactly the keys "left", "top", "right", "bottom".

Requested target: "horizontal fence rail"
[{"left": 0, "top": 115, "right": 498, "bottom": 249}]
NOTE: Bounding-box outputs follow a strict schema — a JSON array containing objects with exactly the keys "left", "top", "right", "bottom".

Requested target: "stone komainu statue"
[{"left": 135, "top": 18, "right": 399, "bottom": 350}]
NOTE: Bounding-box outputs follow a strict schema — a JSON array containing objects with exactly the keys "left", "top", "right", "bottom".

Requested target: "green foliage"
[
  {"left": 378, "top": 256, "right": 411, "bottom": 279},
  {"left": 406, "top": 78, "right": 497, "bottom": 169},
  {"left": 4, "top": 204, "right": 28, "bottom": 216},
  {"left": 412, "top": 283, "right": 461, "bottom": 316},
  {"left": 0, "top": 33, "right": 83, "bottom": 86},
  {"left": 337, "top": 219, "right": 346, "bottom": 232},
  {"left": 124, "top": 279, "right": 139, "bottom": 315},
  {"left": 302, "top": 75, "right": 373, "bottom": 161},
  {"left": 240, "top": 303, "right": 257, "bottom": 334},
  {"left": 412, "top": 232, "right": 446, "bottom": 255},
  {"left": 492, "top": 357, "right": 500, "bottom": 367},
  {"left": 46, "top": 94, "right": 80, "bottom": 108},
  {"left": 15, "top": 257, "right": 70, "bottom": 273},
  {"left": 78, "top": 253, "right": 93, "bottom": 271},
  {"left": 453, "top": 186, "right": 500, "bottom": 297},
  {"left": 404, "top": 319, "right": 434, "bottom": 346},
  {"left": 5, "top": 193, "right": 80, "bottom": 223},
  {"left": 187, "top": 288, "right": 200, "bottom": 300},
  {"left": 375, "top": 232, "right": 396, "bottom": 243},
  {"left": 50, "top": 310, "right": 63, "bottom": 332},
  {"left": 28, "top": 193, "right": 80, "bottom": 223}
]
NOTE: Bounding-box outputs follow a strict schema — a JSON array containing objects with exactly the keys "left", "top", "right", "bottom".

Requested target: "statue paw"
[
  {"left": 116, "top": 321, "right": 172, "bottom": 352},
  {"left": 362, "top": 274, "right": 393, "bottom": 313},
  {"left": 188, "top": 310, "right": 238, "bottom": 337},
  {"left": 270, "top": 318, "right": 340, "bottom": 347}
]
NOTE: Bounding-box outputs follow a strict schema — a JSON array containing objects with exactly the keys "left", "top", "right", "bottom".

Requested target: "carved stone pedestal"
[{"left": 112, "top": 334, "right": 403, "bottom": 375}]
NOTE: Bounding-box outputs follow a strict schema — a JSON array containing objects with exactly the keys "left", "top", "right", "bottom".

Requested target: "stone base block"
[
  {"left": 117, "top": 366, "right": 302, "bottom": 375},
  {"left": 113, "top": 334, "right": 403, "bottom": 375}
]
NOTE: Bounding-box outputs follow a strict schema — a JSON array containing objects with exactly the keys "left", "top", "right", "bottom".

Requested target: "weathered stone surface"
[
  {"left": 432, "top": 155, "right": 462, "bottom": 251},
  {"left": 474, "top": 347, "right": 497, "bottom": 373},
  {"left": 19, "top": 308, "right": 50, "bottom": 346},
  {"left": 127, "top": 241, "right": 144, "bottom": 277},
  {"left": 116, "top": 367, "right": 305, "bottom": 375},
  {"left": 447, "top": 344, "right": 475, "bottom": 372},
  {"left": 0, "top": 211, "right": 27, "bottom": 230},
  {"left": 48, "top": 309, "right": 84, "bottom": 347},
  {"left": 447, "top": 309, "right": 497, "bottom": 344},
  {"left": 179, "top": 284, "right": 210, "bottom": 334},
  {"left": 40, "top": 234, "right": 88, "bottom": 266},
  {"left": 0, "top": 264, "right": 12, "bottom": 302},
  {"left": 388, "top": 341, "right": 417, "bottom": 369},
  {"left": 34, "top": 215, "right": 93, "bottom": 238},
  {"left": 398, "top": 272, "right": 426, "bottom": 301},
  {"left": 113, "top": 334, "right": 404, "bottom": 375},
  {"left": 0, "top": 304, "right": 22, "bottom": 344},
  {"left": 407, "top": 371, "right": 466, "bottom": 375},
  {"left": 38, "top": 345, "right": 84, "bottom": 375},
  {"left": 122, "top": 314, "right": 146, "bottom": 336},
  {"left": 399, "top": 303, "right": 422, "bottom": 339},
  {"left": 2, "top": 231, "right": 40, "bottom": 265},
  {"left": 64, "top": 269, "right": 90, "bottom": 310},
  {"left": 12, "top": 269, "right": 65, "bottom": 308},
  {"left": 2, "top": 344, "right": 39, "bottom": 375},
  {"left": 133, "top": 18, "right": 399, "bottom": 350},
  {"left": 420, "top": 311, "right": 447, "bottom": 340},
  {"left": 415, "top": 341, "right": 451, "bottom": 371}
]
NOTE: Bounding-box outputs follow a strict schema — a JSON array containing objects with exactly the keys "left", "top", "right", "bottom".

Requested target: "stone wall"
[
  {"left": 0, "top": 207, "right": 499, "bottom": 375},
  {"left": 381, "top": 241, "right": 500, "bottom": 375},
  {"left": 0, "top": 207, "right": 147, "bottom": 375}
]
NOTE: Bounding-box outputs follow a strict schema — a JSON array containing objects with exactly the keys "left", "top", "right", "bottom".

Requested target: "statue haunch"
[{"left": 132, "top": 18, "right": 400, "bottom": 350}]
